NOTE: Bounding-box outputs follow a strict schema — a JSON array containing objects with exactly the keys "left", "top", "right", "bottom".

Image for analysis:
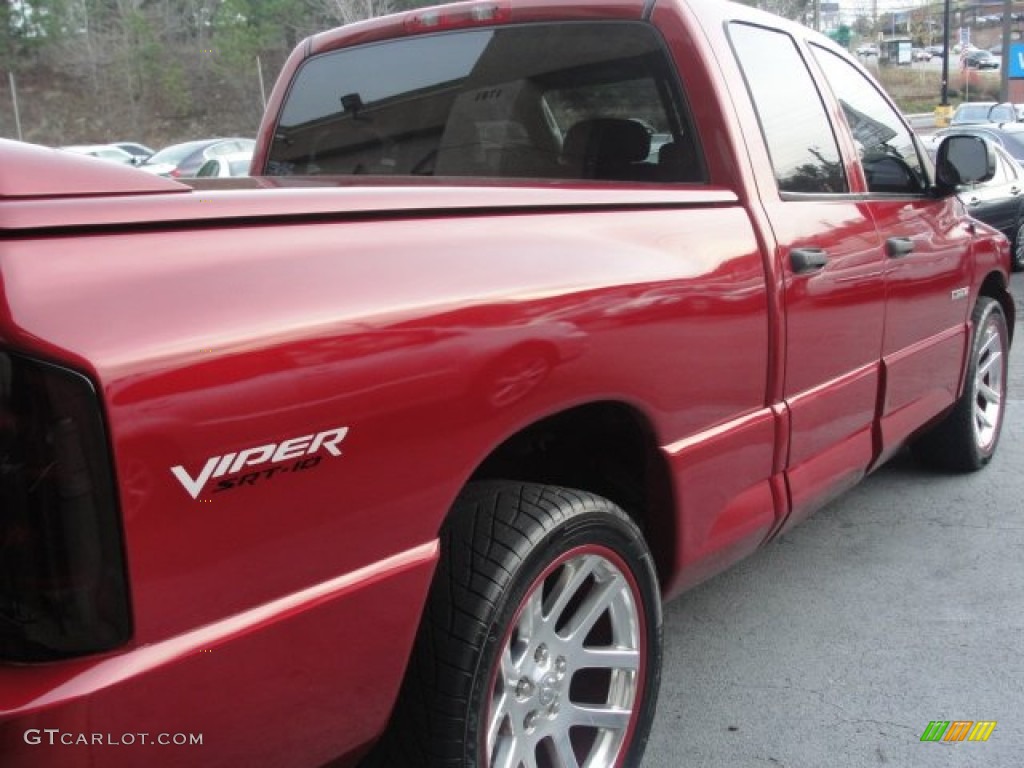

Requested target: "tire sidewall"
[{"left": 463, "top": 506, "right": 662, "bottom": 768}]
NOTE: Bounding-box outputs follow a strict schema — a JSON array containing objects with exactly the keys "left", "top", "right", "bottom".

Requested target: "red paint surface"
[{"left": 0, "top": 0, "right": 1012, "bottom": 765}]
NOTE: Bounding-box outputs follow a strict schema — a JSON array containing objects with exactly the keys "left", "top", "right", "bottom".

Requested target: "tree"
[{"left": 734, "top": 0, "right": 812, "bottom": 23}]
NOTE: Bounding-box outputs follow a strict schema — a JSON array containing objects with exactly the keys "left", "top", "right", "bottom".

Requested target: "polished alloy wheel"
[
  {"left": 485, "top": 550, "right": 643, "bottom": 768},
  {"left": 972, "top": 313, "right": 1006, "bottom": 452},
  {"left": 364, "top": 483, "right": 661, "bottom": 768}
]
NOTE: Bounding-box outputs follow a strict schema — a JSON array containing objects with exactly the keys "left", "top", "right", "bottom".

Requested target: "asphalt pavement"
[{"left": 644, "top": 276, "right": 1024, "bottom": 767}]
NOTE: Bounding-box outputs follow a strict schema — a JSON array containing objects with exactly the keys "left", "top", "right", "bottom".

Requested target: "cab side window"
[
  {"left": 730, "top": 23, "right": 848, "bottom": 195},
  {"left": 811, "top": 45, "right": 928, "bottom": 195}
]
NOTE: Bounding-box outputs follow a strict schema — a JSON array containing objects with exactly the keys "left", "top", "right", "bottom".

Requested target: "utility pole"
[
  {"left": 937, "top": 0, "right": 952, "bottom": 125},
  {"left": 1000, "top": 0, "right": 1011, "bottom": 101}
]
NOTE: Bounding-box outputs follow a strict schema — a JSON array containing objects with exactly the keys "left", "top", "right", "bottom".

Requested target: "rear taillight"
[{"left": 0, "top": 352, "right": 131, "bottom": 662}]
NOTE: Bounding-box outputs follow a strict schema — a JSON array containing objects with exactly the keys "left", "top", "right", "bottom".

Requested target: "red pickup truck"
[{"left": 0, "top": 1, "right": 1014, "bottom": 766}]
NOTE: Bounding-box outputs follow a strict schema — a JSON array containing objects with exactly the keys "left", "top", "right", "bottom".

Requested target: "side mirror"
[{"left": 934, "top": 135, "right": 995, "bottom": 195}]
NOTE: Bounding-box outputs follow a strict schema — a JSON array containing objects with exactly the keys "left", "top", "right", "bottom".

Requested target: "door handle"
[
  {"left": 790, "top": 247, "right": 828, "bottom": 273},
  {"left": 1012, "top": 187, "right": 1021, "bottom": 196},
  {"left": 968, "top": 196, "right": 981, "bottom": 206},
  {"left": 886, "top": 237, "right": 914, "bottom": 258}
]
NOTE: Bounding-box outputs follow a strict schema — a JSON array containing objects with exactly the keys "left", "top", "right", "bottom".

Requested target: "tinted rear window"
[{"left": 267, "top": 23, "right": 702, "bottom": 183}]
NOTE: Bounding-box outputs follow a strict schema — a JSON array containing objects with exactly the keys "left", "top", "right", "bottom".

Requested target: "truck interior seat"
[{"left": 561, "top": 118, "right": 654, "bottom": 181}]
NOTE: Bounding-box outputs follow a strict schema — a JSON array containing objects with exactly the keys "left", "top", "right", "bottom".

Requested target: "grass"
[{"left": 864, "top": 62, "right": 1003, "bottom": 114}]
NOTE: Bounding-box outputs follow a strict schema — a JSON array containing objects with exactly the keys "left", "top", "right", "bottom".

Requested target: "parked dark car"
[
  {"left": 960, "top": 143, "right": 1024, "bottom": 271},
  {"left": 926, "top": 136, "right": 1024, "bottom": 271},
  {"left": 139, "top": 138, "right": 255, "bottom": 178},
  {"left": 963, "top": 49, "right": 999, "bottom": 69}
]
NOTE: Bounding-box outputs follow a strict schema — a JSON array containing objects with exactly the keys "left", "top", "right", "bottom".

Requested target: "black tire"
[
  {"left": 1013, "top": 220, "right": 1024, "bottom": 272},
  {"left": 364, "top": 481, "right": 662, "bottom": 768},
  {"left": 911, "top": 297, "right": 1009, "bottom": 471}
]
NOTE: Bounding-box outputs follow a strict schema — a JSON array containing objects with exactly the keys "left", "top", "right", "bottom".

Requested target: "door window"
[
  {"left": 811, "top": 45, "right": 928, "bottom": 195},
  {"left": 730, "top": 23, "right": 847, "bottom": 195}
]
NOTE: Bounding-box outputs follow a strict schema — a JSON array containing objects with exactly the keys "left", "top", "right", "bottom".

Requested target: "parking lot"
[{"left": 645, "top": 278, "right": 1024, "bottom": 766}]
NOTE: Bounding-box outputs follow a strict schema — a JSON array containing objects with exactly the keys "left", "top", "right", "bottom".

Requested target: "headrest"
[{"left": 562, "top": 119, "right": 652, "bottom": 166}]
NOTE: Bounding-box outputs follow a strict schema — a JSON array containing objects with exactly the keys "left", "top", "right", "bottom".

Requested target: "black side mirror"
[{"left": 934, "top": 135, "right": 995, "bottom": 194}]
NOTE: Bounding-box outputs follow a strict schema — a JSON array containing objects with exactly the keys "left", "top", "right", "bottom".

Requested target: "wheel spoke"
[
  {"left": 976, "top": 406, "right": 996, "bottom": 431},
  {"left": 501, "top": 643, "right": 521, "bottom": 681},
  {"left": 577, "top": 646, "right": 641, "bottom": 671},
  {"left": 561, "top": 572, "right": 622, "bottom": 643},
  {"left": 549, "top": 729, "right": 581, "bottom": 768},
  {"left": 977, "top": 345, "right": 1003, "bottom": 379},
  {"left": 517, "top": 587, "right": 545, "bottom": 643},
  {"left": 491, "top": 706, "right": 532, "bottom": 768},
  {"left": 492, "top": 735, "right": 520, "bottom": 768},
  {"left": 488, "top": 690, "right": 512, "bottom": 756},
  {"left": 978, "top": 380, "right": 1002, "bottom": 407},
  {"left": 566, "top": 702, "right": 632, "bottom": 732},
  {"left": 544, "top": 555, "right": 600, "bottom": 629}
]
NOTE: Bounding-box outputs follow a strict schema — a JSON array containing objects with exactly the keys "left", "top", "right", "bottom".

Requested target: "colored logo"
[{"left": 920, "top": 721, "right": 996, "bottom": 742}]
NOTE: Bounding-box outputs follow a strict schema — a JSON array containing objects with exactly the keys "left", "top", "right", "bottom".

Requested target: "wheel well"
[
  {"left": 468, "top": 402, "right": 677, "bottom": 587},
  {"left": 980, "top": 271, "right": 1016, "bottom": 344}
]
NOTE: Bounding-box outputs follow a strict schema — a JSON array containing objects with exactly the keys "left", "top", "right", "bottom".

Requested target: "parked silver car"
[
  {"left": 60, "top": 144, "right": 137, "bottom": 165},
  {"left": 139, "top": 138, "right": 255, "bottom": 178},
  {"left": 195, "top": 151, "right": 253, "bottom": 178},
  {"left": 950, "top": 102, "right": 1018, "bottom": 127}
]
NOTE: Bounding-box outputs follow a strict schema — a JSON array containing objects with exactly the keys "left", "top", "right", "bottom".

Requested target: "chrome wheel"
[
  {"left": 972, "top": 312, "right": 1006, "bottom": 452},
  {"left": 364, "top": 483, "right": 661, "bottom": 768},
  {"left": 486, "top": 550, "right": 644, "bottom": 768},
  {"left": 911, "top": 297, "right": 1009, "bottom": 472}
]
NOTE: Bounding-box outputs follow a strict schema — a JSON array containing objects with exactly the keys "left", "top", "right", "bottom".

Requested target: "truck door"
[
  {"left": 730, "top": 24, "right": 886, "bottom": 531},
  {"left": 808, "top": 46, "right": 976, "bottom": 461}
]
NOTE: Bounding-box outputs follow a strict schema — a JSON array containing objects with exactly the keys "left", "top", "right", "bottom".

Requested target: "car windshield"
[{"left": 147, "top": 141, "right": 208, "bottom": 164}]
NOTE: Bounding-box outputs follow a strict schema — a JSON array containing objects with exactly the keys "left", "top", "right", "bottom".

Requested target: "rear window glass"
[{"left": 267, "top": 23, "right": 702, "bottom": 183}]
